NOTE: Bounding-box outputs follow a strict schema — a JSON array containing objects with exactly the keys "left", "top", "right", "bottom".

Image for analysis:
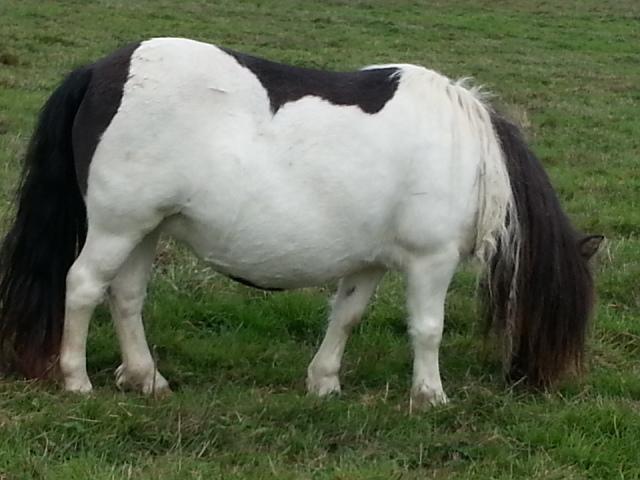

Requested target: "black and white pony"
[{"left": 0, "top": 38, "right": 602, "bottom": 407}]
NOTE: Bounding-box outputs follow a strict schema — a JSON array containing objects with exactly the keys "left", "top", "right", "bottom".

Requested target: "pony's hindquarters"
[{"left": 0, "top": 41, "right": 166, "bottom": 392}]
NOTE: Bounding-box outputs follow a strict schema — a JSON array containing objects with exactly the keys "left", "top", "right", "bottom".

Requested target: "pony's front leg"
[
  {"left": 109, "top": 231, "right": 170, "bottom": 396},
  {"left": 307, "top": 268, "right": 385, "bottom": 396},
  {"left": 406, "top": 248, "right": 459, "bottom": 409}
]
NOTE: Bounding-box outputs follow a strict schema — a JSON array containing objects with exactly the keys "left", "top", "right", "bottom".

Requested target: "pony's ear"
[{"left": 578, "top": 234, "right": 604, "bottom": 260}]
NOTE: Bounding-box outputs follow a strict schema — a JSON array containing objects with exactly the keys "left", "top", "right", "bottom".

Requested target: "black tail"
[
  {"left": 0, "top": 67, "right": 91, "bottom": 378},
  {"left": 485, "top": 111, "right": 596, "bottom": 388}
]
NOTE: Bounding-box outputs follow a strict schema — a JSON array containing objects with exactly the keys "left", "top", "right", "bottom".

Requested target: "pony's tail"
[
  {"left": 475, "top": 109, "right": 595, "bottom": 388},
  {"left": 0, "top": 67, "right": 92, "bottom": 378}
]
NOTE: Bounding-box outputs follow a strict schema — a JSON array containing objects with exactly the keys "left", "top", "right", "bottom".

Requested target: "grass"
[{"left": 0, "top": 0, "right": 639, "bottom": 478}]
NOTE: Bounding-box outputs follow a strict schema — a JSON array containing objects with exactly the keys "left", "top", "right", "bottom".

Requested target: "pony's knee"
[{"left": 409, "top": 318, "right": 443, "bottom": 349}]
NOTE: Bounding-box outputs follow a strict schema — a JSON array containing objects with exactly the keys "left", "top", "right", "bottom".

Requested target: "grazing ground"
[{"left": 0, "top": 1, "right": 639, "bottom": 478}]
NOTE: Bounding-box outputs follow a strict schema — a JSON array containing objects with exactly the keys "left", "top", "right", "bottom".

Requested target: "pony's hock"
[{"left": 0, "top": 38, "right": 602, "bottom": 407}]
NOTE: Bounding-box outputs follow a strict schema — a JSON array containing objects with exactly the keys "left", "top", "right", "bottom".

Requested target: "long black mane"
[{"left": 485, "top": 111, "right": 596, "bottom": 386}]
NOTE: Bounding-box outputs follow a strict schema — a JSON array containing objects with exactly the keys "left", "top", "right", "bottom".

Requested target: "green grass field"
[{"left": 1, "top": 1, "right": 639, "bottom": 478}]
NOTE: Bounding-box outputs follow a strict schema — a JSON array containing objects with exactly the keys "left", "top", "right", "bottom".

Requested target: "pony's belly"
[{"left": 162, "top": 214, "right": 380, "bottom": 289}]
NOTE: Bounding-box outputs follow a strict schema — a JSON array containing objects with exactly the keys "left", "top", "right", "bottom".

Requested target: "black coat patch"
[
  {"left": 223, "top": 49, "right": 400, "bottom": 114},
  {"left": 73, "top": 42, "right": 140, "bottom": 194}
]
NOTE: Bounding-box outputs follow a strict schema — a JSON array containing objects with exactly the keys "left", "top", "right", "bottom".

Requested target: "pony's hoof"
[
  {"left": 307, "top": 373, "right": 341, "bottom": 397},
  {"left": 64, "top": 377, "right": 93, "bottom": 394},
  {"left": 410, "top": 385, "right": 448, "bottom": 411},
  {"left": 115, "top": 364, "right": 172, "bottom": 397}
]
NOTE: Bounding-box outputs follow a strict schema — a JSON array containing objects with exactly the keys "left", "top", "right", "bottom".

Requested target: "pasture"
[{"left": 0, "top": 0, "right": 639, "bottom": 478}]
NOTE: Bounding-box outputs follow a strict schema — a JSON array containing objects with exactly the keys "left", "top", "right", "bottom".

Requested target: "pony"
[{"left": 0, "top": 38, "right": 602, "bottom": 407}]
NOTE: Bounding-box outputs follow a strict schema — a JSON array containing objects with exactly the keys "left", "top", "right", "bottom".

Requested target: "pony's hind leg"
[
  {"left": 406, "top": 247, "right": 459, "bottom": 409},
  {"left": 108, "top": 230, "right": 170, "bottom": 395},
  {"left": 307, "top": 268, "right": 385, "bottom": 396},
  {"left": 60, "top": 228, "right": 144, "bottom": 393}
]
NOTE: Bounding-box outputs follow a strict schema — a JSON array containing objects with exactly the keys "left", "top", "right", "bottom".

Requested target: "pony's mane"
[{"left": 445, "top": 80, "right": 521, "bottom": 368}]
